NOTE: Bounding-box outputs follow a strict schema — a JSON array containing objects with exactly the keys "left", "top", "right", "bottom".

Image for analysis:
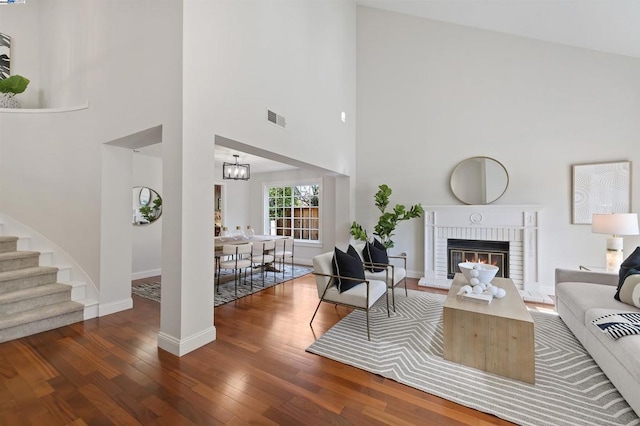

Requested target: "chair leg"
[
  {"left": 366, "top": 309, "right": 371, "bottom": 341},
  {"left": 234, "top": 269, "right": 238, "bottom": 297},
  {"left": 391, "top": 284, "right": 396, "bottom": 312},
  {"left": 309, "top": 299, "right": 324, "bottom": 327},
  {"left": 385, "top": 289, "right": 390, "bottom": 318},
  {"left": 404, "top": 277, "right": 408, "bottom": 296},
  {"left": 216, "top": 263, "right": 221, "bottom": 294}
]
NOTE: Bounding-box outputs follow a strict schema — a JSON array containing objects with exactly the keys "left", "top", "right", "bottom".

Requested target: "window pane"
[{"left": 265, "top": 183, "right": 320, "bottom": 242}]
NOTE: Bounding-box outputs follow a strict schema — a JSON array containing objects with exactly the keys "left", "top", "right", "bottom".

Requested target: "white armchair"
[
  {"left": 310, "top": 250, "right": 389, "bottom": 340},
  {"left": 353, "top": 243, "right": 407, "bottom": 312}
]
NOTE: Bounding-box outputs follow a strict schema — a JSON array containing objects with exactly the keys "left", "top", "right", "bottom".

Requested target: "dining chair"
[
  {"left": 274, "top": 237, "right": 294, "bottom": 277},
  {"left": 217, "top": 243, "right": 253, "bottom": 297},
  {"left": 251, "top": 240, "right": 276, "bottom": 286}
]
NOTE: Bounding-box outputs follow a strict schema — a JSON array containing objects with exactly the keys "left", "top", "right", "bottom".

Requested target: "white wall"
[
  {"left": 357, "top": 7, "right": 640, "bottom": 292},
  {"left": 247, "top": 168, "right": 338, "bottom": 265},
  {"left": 183, "top": 0, "right": 357, "bottom": 177},
  {"left": 132, "top": 153, "right": 163, "bottom": 279},
  {"left": 0, "top": 0, "right": 183, "bottom": 309}
]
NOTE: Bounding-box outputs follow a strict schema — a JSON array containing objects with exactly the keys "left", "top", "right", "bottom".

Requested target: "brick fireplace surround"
[{"left": 418, "top": 205, "right": 552, "bottom": 303}]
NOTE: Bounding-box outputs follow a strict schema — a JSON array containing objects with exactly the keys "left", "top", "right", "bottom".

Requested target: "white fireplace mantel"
[{"left": 418, "top": 205, "right": 541, "bottom": 292}]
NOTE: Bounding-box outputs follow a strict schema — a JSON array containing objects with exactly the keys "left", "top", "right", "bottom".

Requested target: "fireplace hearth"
[{"left": 447, "top": 239, "right": 509, "bottom": 279}]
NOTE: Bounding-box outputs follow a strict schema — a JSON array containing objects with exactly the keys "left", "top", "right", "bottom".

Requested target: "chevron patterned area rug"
[
  {"left": 306, "top": 291, "right": 640, "bottom": 426},
  {"left": 132, "top": 264, "right": 312, "bottom": 307}
]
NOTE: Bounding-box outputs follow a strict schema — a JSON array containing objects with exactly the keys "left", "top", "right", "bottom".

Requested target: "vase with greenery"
[
  {"left": 0, "top": 74, "right": 29, "bottom": 108},
  {"left": 350, "top": 184, "right": 424, "bottom": 249}
]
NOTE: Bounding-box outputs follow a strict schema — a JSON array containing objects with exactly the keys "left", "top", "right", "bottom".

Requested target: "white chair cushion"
[
  {"left": 364, "top": 267, "right": 407, "bottom": 287},
  {"left": 321, "top": 279, "right": 387, "bottom": 309},
  {"left": 220, "top": 259, "right": 252, "bottom": 269}
]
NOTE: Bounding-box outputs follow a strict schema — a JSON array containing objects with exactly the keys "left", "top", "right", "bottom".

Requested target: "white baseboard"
[
  {"left": 407, "top": 269, "right": 422, "bottom": 279},
  {"left": 158, "top": 326, "right": 217, "bottom": 357},
  {"left": 294, "top": 257, "right": 313, "bottom": 267},
  {"left": 131, "top": 268, "right": 162, "bottom": 280},
  {"left": 99, "top": 297, "right": 133, "bottom": 316}
]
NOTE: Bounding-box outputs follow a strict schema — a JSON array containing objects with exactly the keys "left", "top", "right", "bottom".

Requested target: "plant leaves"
[
  {"left": 0, "top": 75, "right": 29, "bottom": 94},
  {"left": 357, "top": 185, "right": 423, "bottom": 249}
]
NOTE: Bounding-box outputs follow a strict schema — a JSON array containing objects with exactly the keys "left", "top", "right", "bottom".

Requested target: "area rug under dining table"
[
  {"left": 306, "top": 290, "right": 639, "bottom": 426},
  {"left": 131, "top": 264, "right": 312, "bottom": 307}
]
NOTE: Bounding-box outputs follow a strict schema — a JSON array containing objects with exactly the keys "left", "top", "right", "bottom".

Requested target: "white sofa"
[{"left": 555, "top": 268, "right": 640, "bottom": 415}]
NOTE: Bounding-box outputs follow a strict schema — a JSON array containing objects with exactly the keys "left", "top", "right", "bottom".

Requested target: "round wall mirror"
[
  {"left": 450, "top": 157, "right": 509, "bottom": 205},
  {"left": 133, "top": 186, "right": 163, "bottom": 225},
  {"left": 139, "top": 187, "right": 152, "bottom": 206}
]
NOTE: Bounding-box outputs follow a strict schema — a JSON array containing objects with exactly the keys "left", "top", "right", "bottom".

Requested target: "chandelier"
[{"left": 222, "top": 154, "right": 250, "bottom": 181}]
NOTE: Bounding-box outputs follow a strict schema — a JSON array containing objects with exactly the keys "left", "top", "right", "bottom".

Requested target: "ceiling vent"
[{"left": 267, "top": 109, "right": 286, "bottom": 128}]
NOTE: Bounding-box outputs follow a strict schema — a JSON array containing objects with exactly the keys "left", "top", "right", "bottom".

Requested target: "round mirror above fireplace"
[{"left": 450, "top": 156, "right": 509, "bottom": 205}]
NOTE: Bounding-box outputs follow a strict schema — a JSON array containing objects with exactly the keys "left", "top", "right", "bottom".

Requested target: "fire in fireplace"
[{"left": 447, "top": 239, "right": 509, "bottom": 279}]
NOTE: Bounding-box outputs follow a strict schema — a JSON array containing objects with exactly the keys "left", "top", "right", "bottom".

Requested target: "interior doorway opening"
[{"left": 214, "top": 184, "right": 223, "bottom": 236}]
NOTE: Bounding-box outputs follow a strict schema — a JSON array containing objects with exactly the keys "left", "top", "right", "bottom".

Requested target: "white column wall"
[
  {"left": 99, "top": 145, "right": 133, "bottom": 316},
  {"left": 357, "top": 7, "right": 640, "bottom": 293},
  {"left": 177, "top": 0, "right": 356, "bottom": 353}
]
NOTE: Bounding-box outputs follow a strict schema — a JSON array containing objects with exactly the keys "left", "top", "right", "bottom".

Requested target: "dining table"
[{"left": 214, "top": 234, "right": 283, "bottom": 253}]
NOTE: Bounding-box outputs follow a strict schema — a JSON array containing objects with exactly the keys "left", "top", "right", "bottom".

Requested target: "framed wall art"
[
  {"left": 572, "top": 160, "right": 631, "bottom": 224},
  {"left": 0, "top": 32, "right": 10, "bottom": 80}
]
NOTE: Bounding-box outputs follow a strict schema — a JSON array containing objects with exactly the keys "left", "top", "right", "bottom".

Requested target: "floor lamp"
[{"left": 592, "top": 213, "right": 639, "bottom": 272}]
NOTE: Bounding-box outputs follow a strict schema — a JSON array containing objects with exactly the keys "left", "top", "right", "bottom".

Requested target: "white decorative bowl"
[{"left": 458, "top": 262, "right": 499, "bottom": 284}]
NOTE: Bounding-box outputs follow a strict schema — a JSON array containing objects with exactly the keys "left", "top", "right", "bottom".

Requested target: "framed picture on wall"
[
  {"left": 572, "top": 160, "right": 631, "bottom": 224},
  {"left": 0, "top": 32, "right": 10, "bottom": 80}
]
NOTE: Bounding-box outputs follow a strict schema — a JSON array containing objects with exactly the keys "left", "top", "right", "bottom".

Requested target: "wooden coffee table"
[{"left": 443, "top": 273, "right": 535, "bottom": 384}]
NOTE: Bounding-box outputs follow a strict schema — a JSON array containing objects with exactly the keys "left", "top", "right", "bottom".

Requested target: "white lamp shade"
[{"left": 592, "top": 213, "right": 639, "bottom": 236}]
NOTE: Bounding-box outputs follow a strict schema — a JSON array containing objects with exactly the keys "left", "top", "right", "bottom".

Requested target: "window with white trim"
[{"left": 266, "top": 183, "right": 320, "bottom": 241}]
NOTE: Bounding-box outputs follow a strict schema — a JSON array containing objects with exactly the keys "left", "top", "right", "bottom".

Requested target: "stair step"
[
  {"left": 0, "top": 236, "right": 18, "bottom": 254},
  {"left": 0, "top": 301, "right": 84, "bottom": 344},
  {"left": 0, "top": 251, "right": 40, "bottom": 273},
  {"left": 0, "top": 266, "right": 59, "bottom": 294},
  {"left": 0, "top": 283, "right": 72, "bottom": 315}
]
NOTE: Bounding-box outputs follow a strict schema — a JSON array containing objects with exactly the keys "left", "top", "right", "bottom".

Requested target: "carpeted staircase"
[{"left": 0, "top": 236, "right": 84, "bottom": 343}]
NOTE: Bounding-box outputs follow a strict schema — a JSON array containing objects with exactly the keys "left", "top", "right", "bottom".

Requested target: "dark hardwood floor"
[{"left": 0, "top": 273, "right": 552, "bottom": 425}]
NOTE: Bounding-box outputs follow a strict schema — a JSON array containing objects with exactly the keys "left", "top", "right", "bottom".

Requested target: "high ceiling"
[
  {"left": 143, "top": 1, "right": 640, "bottom": 173},
  {"left": 357, "top": 0, "right": 640, "bottom": 59}
]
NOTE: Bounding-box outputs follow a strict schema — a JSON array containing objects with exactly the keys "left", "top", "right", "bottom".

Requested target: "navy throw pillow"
[
  {"left": 363, "top": 239, "right": 389, "bottom": 273},
  {"left": 616, "top": 267, "right": 640, "bottom": 301},
  {"left": 332, "top": 245, "right": 365, "bottom": 293},
  {"left": 616, "top": 247, "right": 640, "bottom": 301}
]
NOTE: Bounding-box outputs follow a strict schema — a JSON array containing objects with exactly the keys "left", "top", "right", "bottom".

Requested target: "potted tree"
[
  {"left": 350, "top": 184, "right": 424, "bottom": 249},
  {"left": 0, "top": 74, "right": 29, "bottom": 108}
]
